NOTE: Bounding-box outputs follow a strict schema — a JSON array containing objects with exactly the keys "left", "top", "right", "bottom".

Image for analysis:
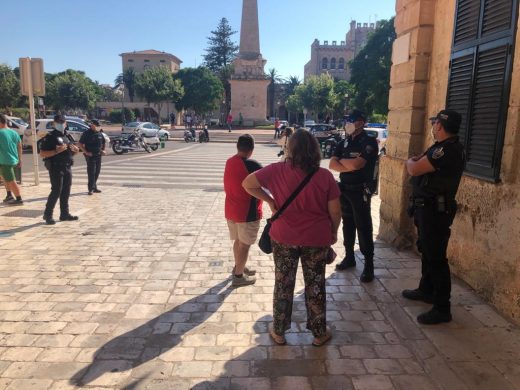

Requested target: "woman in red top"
[{"left": 243, "top": 129, "right": 342, "bottom": 346}]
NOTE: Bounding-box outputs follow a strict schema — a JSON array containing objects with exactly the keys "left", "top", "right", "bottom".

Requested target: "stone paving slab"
[{"left": 0, "top": 178, "right": 519, "bottom": 389}]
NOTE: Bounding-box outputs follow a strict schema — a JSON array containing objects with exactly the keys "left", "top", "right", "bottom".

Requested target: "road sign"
[{"left": 19, "top": 58, "right": 45, "bottom": 97}]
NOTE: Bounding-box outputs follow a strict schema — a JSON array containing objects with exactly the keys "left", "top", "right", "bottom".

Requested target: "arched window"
[
  {"left": 339, "top": 58, "right": 345, "bottom": 69},
  {"left": 330, "top": 58, "right": 336, "bottom": 69},
  {"left": 321, "top": 57, "right": 328, "bottom": 69}
]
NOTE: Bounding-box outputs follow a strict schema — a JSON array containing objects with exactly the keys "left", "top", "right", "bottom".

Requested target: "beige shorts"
[{"left": 227, "top": 220, "right": 261, "bottom": 246}]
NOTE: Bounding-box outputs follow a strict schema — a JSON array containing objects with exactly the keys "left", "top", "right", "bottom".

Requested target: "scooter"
[
  {"left": 112, "top": 129, "right": 154, "bottom": 155},
  {"left": 184, "top": 129, "right": 196, "bottom": 142},
  {"left": 198, "top": 126, "right": 209, "bottom": 143}
]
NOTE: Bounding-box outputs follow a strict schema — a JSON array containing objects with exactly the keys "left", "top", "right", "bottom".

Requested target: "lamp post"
[
  {"left": 121, "top": 82, "right": 126, "bottom": 125},
  {"left": 344, "top": 93, "right": 350, "bottom": 115},
  {"left": 303, "top": 108, "right": 308, "bottom": 125}
]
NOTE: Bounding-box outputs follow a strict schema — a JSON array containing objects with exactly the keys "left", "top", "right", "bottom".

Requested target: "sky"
[{"left": 3, "top": 0, "right": 395, "bottom": 85}]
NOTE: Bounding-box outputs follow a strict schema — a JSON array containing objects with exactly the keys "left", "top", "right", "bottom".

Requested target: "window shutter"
[
  {"left": 447, "top": 52, "right": 475, "bottom": 145},
  {"left": 482, "top": 0, "right": 514, "bottom": 36},
  {"left": 454, "top": 0, "right": 481, "bottom": 45},
  {"left": 465, "top": 43, "right": 510, "bottom": 177}
]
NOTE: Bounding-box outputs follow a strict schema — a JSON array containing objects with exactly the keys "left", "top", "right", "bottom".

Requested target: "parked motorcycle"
[
  {"left": 184, "top": 129, "right": 196, "bottom": 142},
  {"left": 321, "top": 134, "right": 343, "bottom": 159},
  {"left": 112, "top": 129, "right": 157, "bottom": 155},
  {"left": 198, "top": 126, "right": 209, "bottom": 143}
]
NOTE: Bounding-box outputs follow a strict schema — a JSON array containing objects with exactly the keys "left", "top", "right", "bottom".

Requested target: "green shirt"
[{"left": 0, "top": 128, "right": 21, "bottom": 166}]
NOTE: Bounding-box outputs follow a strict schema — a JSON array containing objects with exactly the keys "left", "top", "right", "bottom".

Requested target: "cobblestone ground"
[{"left": 0, "top": 168, "right": 519, "bottom": 389}]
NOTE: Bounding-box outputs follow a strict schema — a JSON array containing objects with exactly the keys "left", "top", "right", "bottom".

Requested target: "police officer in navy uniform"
[
  {"left": 39, "top": 115, "right": 80, "bottom": 225},
  {"left": 329, "top": 109, "right": 379, "bottom": 283},
  {"left": 79, "top": 120, "right": 106, "bottom": 195},
  {"left": 402, "top": 109, "right": 465, "bottom": 324}
]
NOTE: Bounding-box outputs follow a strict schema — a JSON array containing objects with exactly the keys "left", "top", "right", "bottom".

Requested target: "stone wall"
[{"left": 382, "top": 0, "right": 520, "bottom": 323}]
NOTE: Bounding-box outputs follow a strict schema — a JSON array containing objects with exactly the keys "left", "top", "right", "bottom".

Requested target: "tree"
[
  {"left": 203, "top": 18, "right": 239, "bottom": 111},
  {"left": 295, "top": 74, "right": 337, "bottom": 121},
  {"left": 135, "top": 66, "right": 184, "bottom": 124},
  {"left": 333, "top": 80, "right": 356, "bottom": 118},
  {"left": 267, "top": 68, "right": 283, "bottom": 118},
  {"left": 98, "top": 83, "right": 122, "bottom": 102},
  {"left": 286, "top": 93, "right": 303, "bottom": 124},
  {"left": 174, "top": 67, "right": 224, "bottom": 116},
  {"left": 350, "top": 18, "right": 396, "bottom": 116},
  {"left": 0, "top": 64, "right": 20, "bottom": 110},
  {"left": 114, "top": 67, "right": 137, "bottom": 102},
  {"left": 284, "top": 75, "right": 301, "bottom": 99},
  {"left": 46, "top": 69, "right": 101, "bottom": 111}
]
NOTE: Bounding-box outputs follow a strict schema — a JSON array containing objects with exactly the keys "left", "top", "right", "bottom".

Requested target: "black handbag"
[{"left": 258, "top": 170, "right": 317, "bottom": 254}]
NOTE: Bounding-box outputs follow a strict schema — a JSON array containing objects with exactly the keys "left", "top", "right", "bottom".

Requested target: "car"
[
  {"left": 308, "top": 124, "right": 339, "bottom": 142},
  {"left": 122, "top": 122, "right": 171, "bottom": 141},
  {"left": 4, "top": 116, "right": 29, "bottom": 138},
  {"left": 364, "top": 126, "right": 388, "bottom": 155},
  {"left": 304, "top": 120, "right": 316, "bottom": 127},
  {"left": 23, "top": 119, "right": 110, "bottom": 148}
]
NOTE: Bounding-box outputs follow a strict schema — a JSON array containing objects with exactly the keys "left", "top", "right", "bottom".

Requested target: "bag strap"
[{"left": 270, "top": 169, "right": 317, "bottom": 223}]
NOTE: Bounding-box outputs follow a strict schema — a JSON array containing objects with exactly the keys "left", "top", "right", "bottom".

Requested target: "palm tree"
[
  {"left": 285, "top": 75, "right": 301, "bottom": 98},
  {"left": 267, "top": 68, "right": 282, "bottom": 118},
  {"left": 114, "top": 67, "right": 137, "bottom": 103}
]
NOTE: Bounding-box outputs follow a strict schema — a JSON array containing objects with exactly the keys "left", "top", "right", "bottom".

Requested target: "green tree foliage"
[
  {"left": 46, "top": 69, "right": 101, "bottom": 111},
  {"left": 174, "top": 67, "right": 224, "bottom": 115},
  {"left": 0, "top": 64, "right": 20, "bottom": 110},
  {"left": 286, "top": 94, "right": 303, "bottom": 124},
  {"left": 333, "top": 80, "right": 356, "bottom": 118},
  {"left": 284, "top": 76, "right": 301, "bottom": 99},
  {"left": 203, "top": 18, "right": 239, "bottom": 111},
  {"left": 114, "top": 67, "right": 137, "bottom": 102},
  {"left": 296, "top": 74, "right": 337, "bottom": 120},
  {"left": 135, "top": 66, "right": 184, "bottom": 123},
  {"left": 267, "top": 68, "right": 282, "bottom": 118},
  {"left": 109, "top": 108, "right": 135, "bottom": 124},
  {"left": 349, "top": 18, "right": 396, "bottom": 116}
]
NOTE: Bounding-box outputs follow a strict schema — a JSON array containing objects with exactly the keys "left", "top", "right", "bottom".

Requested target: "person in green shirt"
[{"left": 0, "top": 114, "right": 23, "bottom": 205}]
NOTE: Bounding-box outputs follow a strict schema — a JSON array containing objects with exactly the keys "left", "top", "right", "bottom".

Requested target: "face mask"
[
  {"left": 345, "top": 123, "right": 356, "bottom": 135},
  {"left": 55, "top": 123, "right": 65, "bottom": 133}
]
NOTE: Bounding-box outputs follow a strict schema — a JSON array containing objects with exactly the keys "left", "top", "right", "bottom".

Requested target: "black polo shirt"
[
  {"left": 79, "top": 129, "right": 105, "bottom": 156},
  {"left": 39, "top": 129, "right": 74, "bottom": 165},
  {"left": 333, "top": 130, "right": 379, "bottom": 185},
  {"left": 411, "top": 136, "right": 465, "bottom": 201}
]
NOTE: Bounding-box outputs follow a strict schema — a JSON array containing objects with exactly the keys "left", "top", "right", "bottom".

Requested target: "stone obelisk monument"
[{"left": 230, "top": 0, "right": 270, "bottom": 126}]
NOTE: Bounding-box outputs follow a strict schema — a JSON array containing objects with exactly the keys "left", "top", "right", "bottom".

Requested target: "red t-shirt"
[
  {"left": 255, "top": 162, "right": 340, "bottom": 246},
  {"left": 224, "top": 155, "right": 263, "bottom": 222}
]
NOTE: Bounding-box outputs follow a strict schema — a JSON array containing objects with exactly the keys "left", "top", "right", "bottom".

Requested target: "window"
[
  {"left": 322, "top": 57, "right": 328, "bottom": 69},
  {"left": 330, "top": 58, "right": 336, "bottom": 69},
  {"left": 144, "top": 59, "right": 150, "bottom": 63},
  {"left": 128, "top": 59, "right": 134, "bottom": 63},
  {"left": 338, "top": 58, "right": 345, "bottom": 69},
  {"left": 446, "top": 0, "right": 518, "bottom": 181},
  {"left": 160, "top": 60, "right": 165, "bottom": 63}
]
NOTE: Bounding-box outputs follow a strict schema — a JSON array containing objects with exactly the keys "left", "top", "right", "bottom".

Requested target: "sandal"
[
  {"left": 269, "top": 329, "right": 286, "bottom": 345},
  {"left": 312, "top": 330, "right": 332, "bottom": 347}
]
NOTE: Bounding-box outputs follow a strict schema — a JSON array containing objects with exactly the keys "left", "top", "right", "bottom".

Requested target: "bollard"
[{"left": 160, "top": 141, "right": 165, "bottom": 149}]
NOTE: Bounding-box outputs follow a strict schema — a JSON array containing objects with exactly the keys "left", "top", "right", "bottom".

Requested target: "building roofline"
[{"left": 119, "top": 50, "right": 183, "bottom": 64}]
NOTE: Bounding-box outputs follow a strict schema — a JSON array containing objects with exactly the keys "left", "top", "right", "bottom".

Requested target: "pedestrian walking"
[
  {"left": 79, "top": 120, "right": 106, "bottom": 195},
  {"left": 243, "top": 129, "right": 341, "bottom": 346},
  {"left": 402, "top": 109, "right": 465, "bottom": 324},
  {"left": 223, "top": 135, "right": 262, "bottom": 287},
  {"left": 170, "top": 112, "right": 176, "bottom": 129},
  {"left": 226, "top": 113, "right": 233, "bottom": 132},
  {"left": 39, "top": 115, "right": 80, "bottom": 225},
  {"left": 0, "top": 114, "right": 23, "bottom": 205},
  {"left": 329, "top": 109, "right": 378, "bottom": 283},
  {"left": 274, "top": 118, "right": 280, "bottom": 139}
]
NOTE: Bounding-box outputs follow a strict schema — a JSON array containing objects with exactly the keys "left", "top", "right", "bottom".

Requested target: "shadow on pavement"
[
  {"left": 69, "top": 280, "right": 233, "bottom": 386},
  {"left": 0, "top": 222, "right": 46, "bottom": 236}
]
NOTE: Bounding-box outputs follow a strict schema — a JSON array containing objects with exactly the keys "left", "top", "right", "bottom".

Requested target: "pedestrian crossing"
[{"left": 68, "top": 143, "right": 284, "bottom": 191}]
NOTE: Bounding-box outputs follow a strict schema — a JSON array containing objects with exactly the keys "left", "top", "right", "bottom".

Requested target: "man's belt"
[{"left": 339, "top": 182, "right": 365, "bottom": 190}]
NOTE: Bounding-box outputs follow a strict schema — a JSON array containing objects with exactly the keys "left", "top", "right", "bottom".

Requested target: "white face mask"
[
  {"left": 345, "top": 123, "right": 356, "bottom": 135},
  {"left": 55, "top": 123, "right": 65, "bottom": 133}
]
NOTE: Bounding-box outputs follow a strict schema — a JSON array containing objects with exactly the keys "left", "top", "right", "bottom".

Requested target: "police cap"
[{"left": 430, "top": 109, "right": 462, "bottom": 134}]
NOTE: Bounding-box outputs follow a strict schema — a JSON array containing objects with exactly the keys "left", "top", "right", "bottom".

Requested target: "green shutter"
[
  {"left": 482, "top": 0, "right": 514, "bottom": 36},
  {"left": 454, "top": 0, "right": 481, "bottom": 45}
]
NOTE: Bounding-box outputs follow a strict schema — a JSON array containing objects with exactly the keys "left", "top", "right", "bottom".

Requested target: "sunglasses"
[{"left": 430, "top": 118, "right": 439, "bottom": 125}]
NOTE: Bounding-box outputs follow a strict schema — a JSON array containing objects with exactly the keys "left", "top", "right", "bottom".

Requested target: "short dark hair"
[
  {"left": 237, "top": 134, "right": 254, "bottom": 153},
  {"left": 0, "top": 114, "right": 6, "bottom": 125},
  {"left": 54, "top": 114, "right": 65, "bottom": 123},
  {"left": 287, "top": 129, "right": 321, "bottom": 174}
]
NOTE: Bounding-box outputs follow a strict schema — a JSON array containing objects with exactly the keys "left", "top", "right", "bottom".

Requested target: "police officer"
[
  {"left": 329, "top": 109, "right": 378, "bottom": 283},
  {"left": 402, "top": 109, "right": 465, "bottom": 324},
  {"left": 39, "top": 115, "right": 79, "bottom": 225},
  {"left": 79, "top": 120, "right": 106, "bottom": 195}
]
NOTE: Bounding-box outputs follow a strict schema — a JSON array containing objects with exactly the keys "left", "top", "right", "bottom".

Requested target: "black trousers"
[
  {"left": 85, "top": 155, "right": 102, "bottom": 191},
  {"left": 339, "top": 187, "right": 374, "bottom": 261},
  {"left": 44, "top": 165, "right": 72, "bottom": 218},
  {"left": 414, "top": 205, "right": 456, "bottom": 312}
]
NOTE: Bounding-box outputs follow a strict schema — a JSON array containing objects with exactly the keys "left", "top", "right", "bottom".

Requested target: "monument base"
[{"left": 230, "top": 78, "right": 270, "bottom": 126}]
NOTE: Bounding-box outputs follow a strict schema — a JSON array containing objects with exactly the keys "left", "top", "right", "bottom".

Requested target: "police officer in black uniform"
[
  {"left": 329, "top": 110, "right": 379, "bottom": 283},
  {"left": 39, "top": 115, "right": 80, "bottom": 225},
  {"left": 79, "top": 120, "right": 106, "bottom": 195},
  {"left": 402, "top": 109, "right": 465, "bottom": 324}
]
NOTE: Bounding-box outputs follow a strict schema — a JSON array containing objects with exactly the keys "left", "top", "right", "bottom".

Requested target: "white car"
[
  {"left": 364, "top": 126, "right": 388, "bottom": 155},
  {"left": 304, "top": 120, "right": 316, "bottom": 127},
  {"left": 5, "top": 116, "right": 29, "bottom": 138},
  {"left": 122, "top": 122, "right": 171, "bottom": 141},
  {"left": 23, "top": 119, "right": 110, "bottom": 148}
]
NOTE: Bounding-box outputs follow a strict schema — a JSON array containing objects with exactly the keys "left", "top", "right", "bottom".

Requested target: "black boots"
[
  {"left": 360, "top": 258, "right": 374, "bottom": 283},
  {"left": 402, "top": 288, "right": 434, "bottom": 304},
  {"left": 417, "top": 308, "right": 452, "bottom": 324},
  {"left": 335, "top": 257, "right": 356, "bottom": 271}
]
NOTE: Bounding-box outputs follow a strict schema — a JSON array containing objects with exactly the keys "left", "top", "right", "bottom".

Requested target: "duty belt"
[{"left": 339, "top": 182, "right": 365, "bottom": 190}]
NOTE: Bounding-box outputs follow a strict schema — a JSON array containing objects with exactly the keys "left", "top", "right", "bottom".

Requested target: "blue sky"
[{"left": 3, "top": 0, "right": 395, "bottom": 85}]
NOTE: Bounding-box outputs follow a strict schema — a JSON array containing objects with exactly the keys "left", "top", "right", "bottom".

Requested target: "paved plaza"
[{"left": 0, "top": 143, "right": 519, "bottom": 389}]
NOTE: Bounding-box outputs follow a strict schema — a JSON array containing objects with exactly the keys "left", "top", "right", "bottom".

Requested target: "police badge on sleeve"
[{"left": 432, "top": 147, "right": 444, "bottom": 159}]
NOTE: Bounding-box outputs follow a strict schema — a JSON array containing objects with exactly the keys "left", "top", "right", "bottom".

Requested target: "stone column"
[
  {"left": 239, "top": 0, "right": 261, "bottom": 59},
  {"left": 379, "top": 0, "right": 436, "bottom": 247}
]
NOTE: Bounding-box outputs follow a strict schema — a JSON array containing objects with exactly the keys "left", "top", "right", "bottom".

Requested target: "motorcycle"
[
  {"left": 184, "top": 129, "right": 196, "bottom": 142},
  {"left": 112, "top": 129, "right": 157, "bottom": 155},
  {"left": 321, "top": 133, "right": 343, "bottom": 159},
  {"left": 198, "top": 127, "right": 209, "bottom": 143}
]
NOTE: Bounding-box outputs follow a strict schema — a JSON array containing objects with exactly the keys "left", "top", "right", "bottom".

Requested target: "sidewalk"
[{"left": 0, "top": 182, "right": 519, "bottom": 389}]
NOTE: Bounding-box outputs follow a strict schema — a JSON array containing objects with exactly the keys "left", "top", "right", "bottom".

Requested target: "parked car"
[
  {"left": 308, "top": 124, "right": 339, "bottom": 142},
  {"left": 304, "top": 119, "right": 316, "bottom": 127},
  {"left": 364, "top": 125, "right": 388, "bottom": 155},
  {"left": 122, "top": 122, "right": 171, "bottom": 141},
  {"left": 5, "top": 116, "right": 29, "bottom": 138},
  {"left": 23, "top": 119, "right": 110, "bottom": 148}
]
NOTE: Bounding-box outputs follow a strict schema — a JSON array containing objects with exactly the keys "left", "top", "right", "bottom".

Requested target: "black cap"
[
  {"left": 54, "top": 114, "right": 65, "bottom": 123},
  {"left": 346, "top": 109, "right": 366, "bottom": 122},
  {"left": 430, "top": 109, "right": 462, "bottom": 133},
  {"left": 90, "top": 119, "right": 100, "bottom": 126}
]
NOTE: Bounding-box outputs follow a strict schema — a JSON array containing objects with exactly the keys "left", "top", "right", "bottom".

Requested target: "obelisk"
[{"left": 230, "top": 0, "right": 270, "bottom": 126}]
